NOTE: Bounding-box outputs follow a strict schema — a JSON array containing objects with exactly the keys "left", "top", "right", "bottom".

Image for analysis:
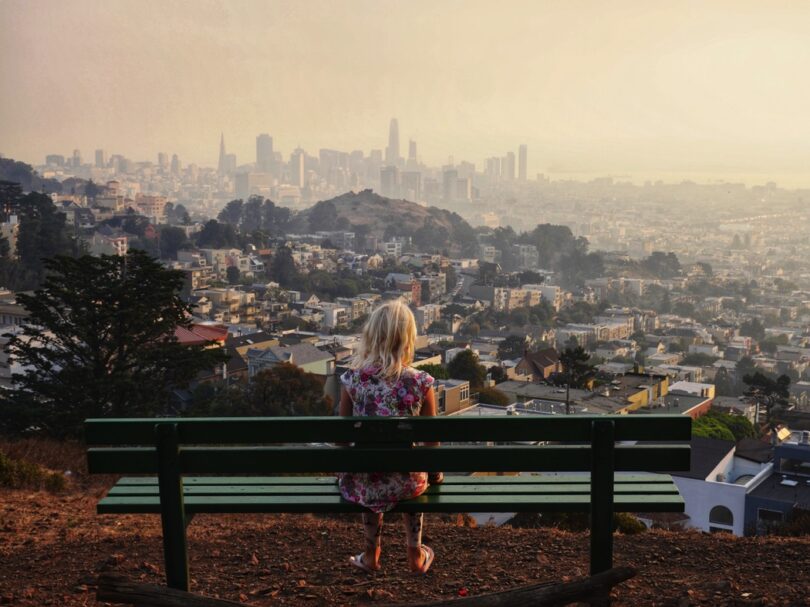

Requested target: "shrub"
[
  {"left": 476, "top": 386, "right": 510, "bottom": 406},
  {"left": 0, "top": 450, "right": 67, "bottom": 492}
]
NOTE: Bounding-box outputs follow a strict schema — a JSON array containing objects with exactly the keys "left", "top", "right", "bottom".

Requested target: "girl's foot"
[
  {"left": 349, "top": 551, "right": 380, "bottom": 573},
  {"left": 408, "top": 545, "right": 434, "bottom": 574}
]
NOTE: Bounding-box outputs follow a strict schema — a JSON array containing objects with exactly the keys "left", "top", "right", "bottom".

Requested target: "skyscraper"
[
  {"left": 72, "top": 149, "right": 82, "bottom": 168},
  {"left": 158, "top": 152, "right": 168, "bottom": 170},
  {"left": 518, "top": 145, "right": 527, "bottom": 181},
  {"left": 385, "top": 119, "right": 400, "bottom": 166},
  {"left": 256, "top": 133, "right": 274, "bottom": 173},
  {"left": 95, "top": 149, "right": 106, "bottom": 169},
  {"left": 503, "top": 151, "right": 516, "bottom": 181},
  {"left": 380, "top": 166, "right": 400, "bottom": 198},
  {"left": 290, "top": 148, "right": 306, "bottom": 188},
  {"left": 171, "top": 154, "right": 181, "bottom": 175},
  {"left": 217, "top": 133, "right": 227, "bottom": 175}
]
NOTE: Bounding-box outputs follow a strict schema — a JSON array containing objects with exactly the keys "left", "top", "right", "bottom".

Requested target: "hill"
[
  {"left": 299, "top": 190, "right": 479, "bottom": 256},
  {"left": 1, "top": 488, "right": 809, "bottom": 606}
]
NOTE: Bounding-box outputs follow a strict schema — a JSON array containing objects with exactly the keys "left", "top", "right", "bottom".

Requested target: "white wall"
[{"left": 673, "top": 476, "right": 748, "bottom": 535}]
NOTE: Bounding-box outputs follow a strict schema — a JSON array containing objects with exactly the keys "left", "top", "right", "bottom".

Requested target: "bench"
[{"left": 85, "top": 414, "right": 691, "bottom": 593}]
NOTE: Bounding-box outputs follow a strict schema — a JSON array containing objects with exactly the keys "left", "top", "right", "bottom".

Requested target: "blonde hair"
[{"left": 352, "top": 299, "right": 417, "bottom": 379}]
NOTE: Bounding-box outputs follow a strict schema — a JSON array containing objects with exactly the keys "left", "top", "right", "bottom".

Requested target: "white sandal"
[{"left": 349, "top": 552, "right": 378, "bottom": 574}]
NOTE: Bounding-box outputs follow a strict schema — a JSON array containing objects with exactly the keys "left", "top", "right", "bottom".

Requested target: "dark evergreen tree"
[
  {"left": 559, "top": 345, "right": 595, "bottom": 415},
  {"left": 0, "top": 251, "right": 229, "bottom": 438},
  {"left": 447, "top": 349, "right": 487, "bottom": 388}
]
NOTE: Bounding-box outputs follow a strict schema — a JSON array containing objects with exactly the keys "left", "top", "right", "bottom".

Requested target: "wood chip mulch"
[{"left": 1, "top": 490, "right": 809, "bottom": 606}]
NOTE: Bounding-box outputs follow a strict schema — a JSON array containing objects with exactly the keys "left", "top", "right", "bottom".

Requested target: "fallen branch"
[
  {"left": 96, "top": 574, "right": 248, "bottom": 607},
  {"left": 384, "top": 566, "right": 636, "bottom": 607}
]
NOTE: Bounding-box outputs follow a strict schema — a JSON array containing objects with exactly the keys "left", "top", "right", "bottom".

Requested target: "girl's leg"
[
  {"left": 402, "top": 513, "right": 426, "bottom": 571},
  {"left": 361, "top": 512, "right": 383, "bottom": 568}
]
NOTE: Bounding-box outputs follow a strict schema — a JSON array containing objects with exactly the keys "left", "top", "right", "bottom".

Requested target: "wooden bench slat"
[
  {"left": 85, "top": 415, "right": 692, "bottom": 445},
  {"left": 107, "top": 482, "right": 679, "bottom": 497},
  {"left": 113, "top": 472, "right": 675, "bottom": 486},
  {"left": 98, "top": 492, "right": 685, "bottom": 514},
  {"left": 88, "top": 444, "right": 691, "bottom": 474}
]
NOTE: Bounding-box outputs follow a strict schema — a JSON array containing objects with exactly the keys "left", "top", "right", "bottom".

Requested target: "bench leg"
[
  {"left": 156, "top": 423, "right": 190, "bottom": 591},
  {"left": 590, "top": 419, "right": 615, "bottom": 605}
]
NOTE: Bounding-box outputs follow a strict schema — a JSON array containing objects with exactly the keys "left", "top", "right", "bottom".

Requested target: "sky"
[{"left": 1, "top": 0, "right": 809, "bottom": 185}]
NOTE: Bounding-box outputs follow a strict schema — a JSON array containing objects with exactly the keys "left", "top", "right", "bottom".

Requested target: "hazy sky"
[{"left": 2, "top": 0, "right": 809, "bottom": 184}]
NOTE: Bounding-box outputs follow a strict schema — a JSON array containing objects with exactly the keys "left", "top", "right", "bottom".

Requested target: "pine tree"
[{"left": 0, "top": 251, "right": 229, "bottom": 438}]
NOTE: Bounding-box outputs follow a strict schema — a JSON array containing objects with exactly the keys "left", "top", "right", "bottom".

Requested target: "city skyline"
[{"left": 2, "top": 1, "right": 810, "bottom": 187}]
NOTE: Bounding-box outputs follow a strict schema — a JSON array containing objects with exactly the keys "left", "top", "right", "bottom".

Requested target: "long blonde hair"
[{"left": 352, "top": 299, "right": 417, "bottom": 379}]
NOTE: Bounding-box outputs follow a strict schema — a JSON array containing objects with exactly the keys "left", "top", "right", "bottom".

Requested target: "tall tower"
[
  {"left": 385, "top": 119, "right": 400, "bottom": 166},
  {"left": 256, "top": 133, "right": 274, "bottom": 173},
  {"left": 217, "top": 133, "right": 227, "bottom": 175},
  {"left": 518, "top": 145, "right": 527, "bottom": 181}
]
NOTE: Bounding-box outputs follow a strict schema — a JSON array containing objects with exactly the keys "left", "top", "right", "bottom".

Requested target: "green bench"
[{"left": 85, "top": 415, "right": 691, "bottom": 592}]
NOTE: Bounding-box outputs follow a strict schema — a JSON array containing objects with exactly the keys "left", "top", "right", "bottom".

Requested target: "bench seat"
[{"left": 99, "top": 473, "right": 684, "bottom": 515}]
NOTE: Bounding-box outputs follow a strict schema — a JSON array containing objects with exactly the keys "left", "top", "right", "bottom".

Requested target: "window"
[
  {"left": 757, "top": 509, "right": 783, "bottom": 523},
  {"left": 709, "top": 505, "right": 733, "bottom": 526},
  {"left": 460, "top": 385, "right": 469, "bottom": 401}
]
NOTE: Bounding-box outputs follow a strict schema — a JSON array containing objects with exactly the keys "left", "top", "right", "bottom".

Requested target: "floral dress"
[{"left": 338, "top": 366, "right": 435, "bottom": 513}]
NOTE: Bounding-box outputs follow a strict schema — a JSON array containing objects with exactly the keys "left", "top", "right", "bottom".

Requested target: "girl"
[{"left": 337, "top": 299, "right": 440, "bottom": 575}]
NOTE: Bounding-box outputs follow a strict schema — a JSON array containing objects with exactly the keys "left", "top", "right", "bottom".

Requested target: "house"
[
  {"left": 434, "top": 379, "right": 472, "bottom": 415},
  {"left": 745, "top": 430, "right": 810, "bottom": 534},
  {"left": 514, "top": 348, "right": 560, "bottom": 382},
  {"left": 669, "top": 436, "right": 772, "bottom": 536},
  {"left": 247, "top": 343, "right": 334, "bottom": 379}
]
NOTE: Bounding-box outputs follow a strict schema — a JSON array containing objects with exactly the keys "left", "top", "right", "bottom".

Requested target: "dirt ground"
[{"left": 1, "top": 489, "right": 810, "bottom": 606}]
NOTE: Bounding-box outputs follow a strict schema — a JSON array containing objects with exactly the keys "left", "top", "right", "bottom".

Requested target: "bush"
[
  {"left": 0, "top": 450, "right": 67, "bottom": 492},
  {"left": 476, "top": 386, "right": 510, "bottom": 406},
  {"left": 507, "top": 510, "right": 646, "bottom": 534}
]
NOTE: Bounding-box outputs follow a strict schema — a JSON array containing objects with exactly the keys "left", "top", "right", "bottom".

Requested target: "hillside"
[
  {"left": 298, "top": 190, "right": 479, "bottom": 256},
  {"left": 2, "top": 487, "right": 809, "bottom": 606}
]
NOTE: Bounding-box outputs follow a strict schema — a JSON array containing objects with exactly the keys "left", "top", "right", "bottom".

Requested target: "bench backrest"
[{"left": 86, "top": 415, "right": 692, "bottom": 475}]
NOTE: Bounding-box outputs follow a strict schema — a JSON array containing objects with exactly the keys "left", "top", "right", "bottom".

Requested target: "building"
[
  {"left": 247, "top": 343, "right": 334, "bottom": 379},
  {"left": 385, "top": 118, "right": 400, "bottom": 166},
  {"left": 380, "top": 166, "right": 399, "bottom": 198},
  {"left": 518, "top": 144, "right": 527, "bottom": 181},
  {"left": 256, "top": 133, "right": 274, "bottom": 173},
  {"left": 290, "top": 148, "right": 306, "bottom": 188},
  {"left": 514, "top": 348, "right": 561, "bottom": 382}
]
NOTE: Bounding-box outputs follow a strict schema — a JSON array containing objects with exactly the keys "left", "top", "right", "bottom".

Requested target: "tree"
[
  {"left": 158, "top": 226, "right": 189, "bottom": 260},
  {"left": 416, "top": 363, "right": 450, "bottom": 380},
  {"left": 641, "top": 251, "right": 681, "bottom": 279},
  {"left": 713, "top": 367, "right": 734, "bottom": 397},
  {"left": 269, "top": 245, "right": 299, "bottom": 287},
  {"left": 743, "top": 371, "right": 791, "bottom": 443},
  {"left": 476, "top": 386, "right": 510, "bottom": 406},
  {"left": 447, "top": 349, "right": 487, "bottom": 388},
  {"left": 498, "top": 335, "right": 528, "bottom": 361},
  {"left": 0, "top": 252, "right": 229, "bottom": 438},
  {"left": 16, "top": 192, "right": 73, "bottom": 284},
  {"left": 223, "top": 363, "right": 331, "bottom": 416},
  {"left": 217, "top": 199, "right": 244, "bottom": 226},
  {"left": 196, "top": 220, "right": 239, "bottom": 249},
  {"left": 226, "top": 265, "right": 241, "bottom": 285},
  {"left": 559, "top": 346, "right": 595, "bottom": 415},
  {"left": 692, "top": 416, "right": 735, "bottom": 442},
  {"left": 426, "top": 320, "right": 450, "bottom": 334},
  {"left": 740, "top": 318, "right": 766, "bottom": 342},
  {"left": 308, "top": 201, "right": 339, "bottom": 232}
]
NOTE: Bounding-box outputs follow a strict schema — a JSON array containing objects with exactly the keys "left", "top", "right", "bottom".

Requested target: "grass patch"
[{"left": 0, "top": 450, "right": 68, "bottom": 492}]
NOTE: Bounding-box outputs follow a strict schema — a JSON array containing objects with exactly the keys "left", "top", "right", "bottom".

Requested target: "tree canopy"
[
  {"left": 0, "top": 251, "right": 228, "bottom": 438},
  {"left": 447, "top": 349, "right": 487, "bottom": 388}
]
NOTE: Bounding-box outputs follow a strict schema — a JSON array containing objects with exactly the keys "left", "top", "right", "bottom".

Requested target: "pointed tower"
[{"left": 218, "top": 133, "right": 226, "bottom": 175}]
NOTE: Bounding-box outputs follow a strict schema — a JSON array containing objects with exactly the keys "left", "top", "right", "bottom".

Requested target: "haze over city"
[{"left": 2, "top": 0, "right": 810, "bottom": 186}]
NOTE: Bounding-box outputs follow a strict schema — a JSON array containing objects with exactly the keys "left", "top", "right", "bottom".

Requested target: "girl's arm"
[{"left": 338, "top": 386, "right": 353, "bottom": 417}]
